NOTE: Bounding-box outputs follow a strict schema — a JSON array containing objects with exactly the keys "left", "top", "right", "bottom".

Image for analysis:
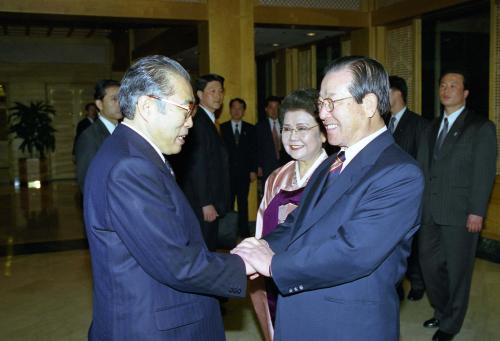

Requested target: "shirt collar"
[
  {"left": 442, "top": 106, "right": 465, "bottom": 129},
  {"left": 392, "top": 106, "right": 406, "bottom": 122},
  {"left": 342, "top": 126, "right": 387, "bottom": 171},
  {"left": 231, "top": 120, "right": 241, "bottom": 130},
  {"left": 199, "top": 105, "right": 216, "bottom": 123},
  {"left": 98, "top": 114, "right": 118, "bottom": 134},
  {"left": 121, "top": 122, "right": 165, "bottom": 164}
]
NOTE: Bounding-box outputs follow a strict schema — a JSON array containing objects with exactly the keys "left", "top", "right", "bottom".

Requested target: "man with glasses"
[
  {"left": 233, "top": 56, "right": 424, "bottom": 340},
  {"left": 83, "top": 56, "right": 249, "bottom": 340}
]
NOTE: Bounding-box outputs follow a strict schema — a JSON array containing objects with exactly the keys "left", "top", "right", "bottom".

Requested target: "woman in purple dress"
[{"left": 250, "top": 89, "right": 327, "bottom": 341}]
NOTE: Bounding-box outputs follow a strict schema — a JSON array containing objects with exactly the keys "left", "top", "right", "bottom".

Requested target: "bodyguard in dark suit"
[
  {"left": 177, "top": 74, "right": 230, "bottom": 251},
  {"left": 234, "top": 56, "right": 424, "bottom": 341},
  {"left": 84, "top": 56, "right": 248, "bottom": 340},
  {"left": 418, "top": 71, "right": 497, "bottom": 341},
  {"left": 221, "top": 98, "right": 257, "bottom": 238},
  {"left": 75, "top": 79, "right": 122, "bottom": 190},
  {"left": 388, "top": 75, "right": 428, "bottom": 301},
  {"left": 256, "top": 96, "right": 289, "bottom": 184}
]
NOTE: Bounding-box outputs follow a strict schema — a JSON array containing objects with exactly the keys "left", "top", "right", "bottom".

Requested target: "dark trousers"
[
  {"left": 201, "top": 219, "right": 219, "bottom": 252},
  {"left": 406, "top": 230, "right": 425, "bottom": 291},
  {"left": 230, "top": 176, "right": 250, "bottom": 238},
  {"left": 419, "top": 223, "right": 479, "bottom": 334}
]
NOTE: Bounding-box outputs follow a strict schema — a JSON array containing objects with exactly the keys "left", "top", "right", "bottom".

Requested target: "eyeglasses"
[
  {"left": 282, "top": 124, "right": 319, "bottom": 136},
  {"left": 317, "top": 96, "right": 353, "bottom": 112},
  {"left": 148, "top": 95, "right": 196, "bottom": 120}
]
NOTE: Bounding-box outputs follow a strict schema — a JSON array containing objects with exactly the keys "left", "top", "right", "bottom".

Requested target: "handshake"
[{"left": 231, "top": 237, "right": 275, "bottom": 279}]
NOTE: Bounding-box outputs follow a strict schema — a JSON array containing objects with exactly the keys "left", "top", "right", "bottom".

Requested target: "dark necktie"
[
  {"left": 272, "top": 120, "right": 281, "bottom": 160},
  {"left": 433, "top": 117, "right": 449, "bottom": 159},
  {"left": 234, "top": 123, "right": 240, "bottom": 145},
  {"left": 388, "top": 116, "right": 397, "bottom": 134}
]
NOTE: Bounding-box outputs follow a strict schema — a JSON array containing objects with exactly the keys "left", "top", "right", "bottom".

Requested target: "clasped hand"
[{"left": 231, "top": 237, "right": 274, "bottom": 279}]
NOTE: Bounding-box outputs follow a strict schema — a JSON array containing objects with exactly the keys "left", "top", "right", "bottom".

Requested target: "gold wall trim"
[
  {"left": 254, "top": 6, "right": 369, "bottom": 27},
  {"left": 372, "top": 0, "right": 473, "bottom": 25},
  {"left": 0, "top": 0, "right": 207, "bottom": 21}
]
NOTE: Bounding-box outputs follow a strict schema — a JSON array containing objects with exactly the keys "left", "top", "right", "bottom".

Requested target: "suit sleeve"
[
  {"left": 270, "top": 163, "right": 424, "bottom": 294},
  {"left": 75, "top": 130, "right": 98, "bottom": 191},
  {"left": 469, "top": 120, "right": 497, "bottom": 216},
  {"left": 106, "top": 157, "right": 247, "bottom": 297}
]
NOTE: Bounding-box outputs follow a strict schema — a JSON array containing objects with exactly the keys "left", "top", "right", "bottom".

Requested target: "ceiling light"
[
  {"left": 307, "top": 32, "right": 316, "bottom": 37},
  {"left": 272, "top": 43, "right": 280, "bottom": 47}
]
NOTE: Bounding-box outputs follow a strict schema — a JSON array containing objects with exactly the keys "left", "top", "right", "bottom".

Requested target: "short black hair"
[
  {"left": 94, "top": 79, "right": 120, "bottom": 101},
  {"left": 195, "top": 74, "right": 225, "bottom": 92},
  {"left": 439, "top": 69, "right": 469, "bottom": 90},
  {"left": 264, "top": 96, "right": 281, "bottom": 108},
  {"left": 389, "top": 75, "right": 408, "bottom": 104},
  {"left": 229, "top": 97, "right": 246, "bottom": 110}
]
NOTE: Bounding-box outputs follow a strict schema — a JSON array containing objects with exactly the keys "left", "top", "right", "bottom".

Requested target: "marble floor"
[{"left": 0, "top": 182, "right": 499, "bottom": 340}]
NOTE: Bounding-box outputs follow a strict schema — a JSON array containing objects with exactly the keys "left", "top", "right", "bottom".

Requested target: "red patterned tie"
[{"left": 329, "top": 151, "right": 346, "bottom": 175}]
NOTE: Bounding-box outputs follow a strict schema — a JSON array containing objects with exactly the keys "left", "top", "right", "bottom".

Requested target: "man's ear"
[
  {"left": 95, "top": 99, "right": 103, "bottom": 112},
  {"left": 362, "top": 93, "right": 378, "bottom": 118},
  {"left": 196, "top": 90, "right": 203, "bottom": 102},
  {"left": 464, "top": 89, "right": 470, "bottom": 101},
  {"left": 136, "top": 95, "right": 153, "bottom": 122}
]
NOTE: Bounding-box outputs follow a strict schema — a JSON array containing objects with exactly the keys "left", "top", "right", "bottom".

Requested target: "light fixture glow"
[{"left": 307, "top": 32, "right": 316, "bottom": 37}]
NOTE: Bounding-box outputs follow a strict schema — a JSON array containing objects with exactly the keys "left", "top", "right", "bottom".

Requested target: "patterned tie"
[
  {"left": 329, "top": 151, "right": 346, "bottom": 175},
  {"left": 272, "top": 120, "right": 281, "bottom": 160},
  {"left": 318, "top": 151, "right": 346, "bottom": 201},
  {"left": 234, "top": 123, "right": 240, "bottom": 145},
  {"left": 433, "top": 117, "right": 449, "bottom": 159},
  {"left": 388, "top": 116, "right": 397, "bottom": 134}
]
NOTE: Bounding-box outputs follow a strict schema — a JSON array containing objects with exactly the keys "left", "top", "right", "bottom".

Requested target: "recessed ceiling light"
[
  {"left": 272, "top": 43, "right": 280, "bottom": 47},
  {"left": 307, "top": 32, "right": 316, "bottom": 37}
]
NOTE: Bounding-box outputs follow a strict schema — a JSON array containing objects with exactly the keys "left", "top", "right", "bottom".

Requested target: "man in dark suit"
[
  {"left": 177, "top": 74, "right": 230, "bottom": 251},
  {"left": 388, "top": 75, "right": 428, "bottom": 301},
  {"left": 72, "top": 102, "right": 97, "bottom": 159},
  {"left": 75, "top": 79, "right": 121, "bottom": 190},
  {"left": 234, "top": 56, "right": 424, "bottom": 340},
  {"left": 84, "top": 55, "right": 248, "bottom": 340},
  {"left": 417, "top": 71, "right": 497, "bottom": 341},
  {"left": 220, "top": 98, "right": 257, "bottom": 239},
  {"left": 256, "top": 96, "right": 289, "bottom": 184},
  {"left": 75, "top": 103, "right": 97, "bottom": 141}
]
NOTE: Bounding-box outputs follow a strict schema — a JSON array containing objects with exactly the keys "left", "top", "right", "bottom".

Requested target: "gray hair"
[
  {"left": 324, "top": 56, "right": 390, "bottom": 115},
  {"left": 119, "top": 55, "right": 191, "bottom": 119}
]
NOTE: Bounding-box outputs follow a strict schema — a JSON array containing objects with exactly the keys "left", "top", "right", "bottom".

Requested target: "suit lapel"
[
  {"left": 289, "top": 131, "right": 394, "bottom": 245},
  {"left": 393, "top": 109, "right": 410, "bottom": 140}
]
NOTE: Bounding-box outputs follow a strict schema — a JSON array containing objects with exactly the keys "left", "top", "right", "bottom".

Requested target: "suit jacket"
[
  {"left": 256, "top": 119, "right": 289, "bottom": 181},
  {"left": 72, "top": 117, "right": 93, "bottom": 156},
  {"left": 177, "top": 107, "right": 230, "bottom": 218},
  {"left": 417, "top": 108, "right": 497, "bottom": 226},
  {"left": 264, "top": 131, "right": 424, "bottom": 341},
  {"left": 387, "top": 109, "right": 428, "bottom": 158},
  {"left": 84, "top": 124, "right": 247, "bottom": 340},
  {"left": 75, "top": 118, "right": 110, "bottom": 190},
  {"left": 220, "top": 120, "right": 257, "bottom": 183}
]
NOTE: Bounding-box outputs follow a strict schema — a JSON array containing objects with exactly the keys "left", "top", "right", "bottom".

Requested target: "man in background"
[
  {"left": 178, "top": 73, "right": 230, "bottom": 251},
  {"left": 75, "top": 79, "right": 121, "bottom": 190},
  {"left": 387, "top": 75, "right": 428, "bottom": 301},
  {"left": 256, "top": 96, "right": 289, "bottom": 185},
  {"left": 221, "top": 98, "right": 257, "bottom": 239},
  {"left": 418, "top": 70, "right": 496, "bottom": 341}
]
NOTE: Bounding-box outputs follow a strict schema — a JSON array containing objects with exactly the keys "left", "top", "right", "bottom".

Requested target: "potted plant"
[{"left": 8, "top": 101, "right": 56, "bottom": 184}]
